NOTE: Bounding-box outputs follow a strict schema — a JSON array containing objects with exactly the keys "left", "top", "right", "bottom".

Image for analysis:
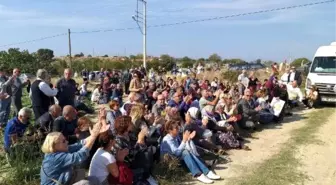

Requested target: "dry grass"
[{"left": 153, "top": 154, "right": 191, "bottom": 185}]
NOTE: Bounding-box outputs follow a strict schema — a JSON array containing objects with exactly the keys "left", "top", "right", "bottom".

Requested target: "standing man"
[
  {"left": 237, "top": 70, "right": 249, "bottom": 96},
  {"left": 288, "top": 66, "right": 302, "bottom": 87},
  {"left": 56, "top": 68, "right": 77, "bottom": 108},
  {"left": 123, "top": 69, "right": 132, "bottom": 95},
  {"left": 0, "top": 70, "right": 15, "bottom": 127},
  {"left": 11, "top": 68, "right": 28, "bottom": 117},
  {"left": 30, "top": 69, "right": 58, "bottom": 120}
]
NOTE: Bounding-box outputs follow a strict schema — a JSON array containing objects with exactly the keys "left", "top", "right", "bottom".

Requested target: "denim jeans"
[
  {"left": 0, "top": 98, "right": 11, "bottom": 126},
  {"left": 181, "top": 150, "right": 209, "bottom": 177}
]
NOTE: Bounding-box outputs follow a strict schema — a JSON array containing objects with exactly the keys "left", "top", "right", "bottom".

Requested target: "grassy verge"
[{"left": 231, "top": 108, "right": 335, "bottom": 185}]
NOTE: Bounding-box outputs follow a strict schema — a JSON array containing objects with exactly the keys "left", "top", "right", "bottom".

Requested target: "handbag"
[{"left": 108, "top": 162, "right": 133, "bottom": 185}]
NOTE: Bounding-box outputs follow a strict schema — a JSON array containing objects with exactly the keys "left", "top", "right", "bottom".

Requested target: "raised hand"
[
  {"left": 189, "top": 131, "right": 196, "bottom": 140},
  {"left": 90, "top": 121, "right": 102, "bottom": 138},
  {"left": 182, "top": 130, "right": 191, "bottom": 142}
]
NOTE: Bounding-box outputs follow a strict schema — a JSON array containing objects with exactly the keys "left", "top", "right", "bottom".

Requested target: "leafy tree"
[
  {"left": 0, "top": 48, "right": 40, "bottom": 74},
  {"left": 74, "top": 52, "right": 84, "bottom": 58},
  {"left": 102, "top": 54, "right": 109, "bottom": 57},
  {"left": 291, "top": 58, "right": 311, "bottom": 68},
  {"left": 181, "top": 56, "right": 192, "bottom": 62},
  {"left": 129, "top": 55, "right": 136, "bottom": 61},
  {"left": 35, "top": 48, "right": 54, "bottom": 62},
  {"left": 179, "top": 56, "right": 194, "bottom": 68},
  {"left": 87, "top": 54, "right": 92, "bottom": 58},
  {"left": 180, "top": 60, "right": 194, "bottom": 68},
  {"left": 136, "top": 54, "right": 143, "bottom": 59},
  {"left": 147, "top": 54, "right": 175, "bottom": 71},
  {"left": 255, "top": 59, "right": 262, "bottom": 64},
  {"left": 208, "top": 53, "right": 222, "bottom": 63},
  {"left": 262, "top": 60, "right": 274, "bottom": 67},
  {"left": 198, "top": 58, "right": 205, "bottom": 62}
]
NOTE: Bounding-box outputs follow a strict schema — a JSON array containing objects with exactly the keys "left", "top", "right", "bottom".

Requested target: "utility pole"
[
  {"left": 132, "top": 0, "right": 147, "bottom": 69},
  {"left": 68, "top": 28, "right": 72, "bottom": 70}
]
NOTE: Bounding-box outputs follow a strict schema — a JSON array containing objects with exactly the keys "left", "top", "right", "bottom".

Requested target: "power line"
[
  {"left": 72, "top": 0, "right": 334, "bottom": 34},
  {"left": 0, "top": 0, "right": 333, "bottom": 47},
  {"left": 0, "top": 33, "right": 67, "bottom": 48}
]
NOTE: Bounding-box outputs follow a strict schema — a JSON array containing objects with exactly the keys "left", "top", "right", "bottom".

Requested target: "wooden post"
[{"left": 68, "top": 29, "right": 72, "bottom": 69}]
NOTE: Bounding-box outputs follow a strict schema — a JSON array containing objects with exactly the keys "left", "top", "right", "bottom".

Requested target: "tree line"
[{"left": 0, "top": 48, "right": 311, "bottom": 75}]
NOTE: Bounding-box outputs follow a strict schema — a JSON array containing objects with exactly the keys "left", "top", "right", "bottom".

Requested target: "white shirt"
[
  {"left": 89, "top": 148, "right": 116, "bottom": 183},
  {"left": 211, "top": 81, "right": 218, "bottom": 87},
  {"left": 91, "top": 88, "right": 100, "bottom": 102},
  {"left": 280, "top": 72, "right": 290, "bottom": 84},
  {"left": 29, "top": 78, "right": 58, "bottom": 98},
  {"left": 287, "top": 85, "right": 303, "bottom": 101},
  {"left": 80, "top": 84, "right": 87, "bottom": 94},
  {"left": 238, "top": 74, "right": 249, "bottom": 87},
  {"left": 289, "top": 72, "right": 296, "bottom": 82}
]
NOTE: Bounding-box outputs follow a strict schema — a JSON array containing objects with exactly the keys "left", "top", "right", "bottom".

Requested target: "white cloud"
[
  {"left": 0, "top": 4, "right": 40, "bottom": 18},
  {"left": 194, "top": 0, "right": 294, "bottom": 11},
  {"left": 8, "top": 16, "right": 111, "bottom": 28},
  {"left": 0, "top": 4, "right": 118, "bottom": 28},
  {"left": 147, "top": 0, "right": 333, "bottom": 25}
]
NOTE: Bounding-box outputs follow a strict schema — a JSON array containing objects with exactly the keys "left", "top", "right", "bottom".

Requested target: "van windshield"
[{"left": 310, "top": 56, "right": 336, "bottom": 73}]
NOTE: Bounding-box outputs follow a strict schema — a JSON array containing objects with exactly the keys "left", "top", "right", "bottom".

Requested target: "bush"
[
  {"left": 221, "top": 70, "right": 240, "bottom": 83},
  {"left": 152, "top": 154, "right": 190, "bottom": 185}
]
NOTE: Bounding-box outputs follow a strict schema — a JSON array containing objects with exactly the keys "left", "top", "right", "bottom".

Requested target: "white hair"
[
  {"left": 36, "top": 69, "right": 49, "bottom": 81},
  {"left": 18, "top": 107, "right": 32, "bottom": 117}
]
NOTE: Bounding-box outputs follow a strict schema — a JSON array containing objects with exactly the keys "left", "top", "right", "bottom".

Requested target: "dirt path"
[
  {"left": 190, "top": 109, "right": 313, "bottom": 185},
  {"left": 296, "top": 112, "right": 336, "bottom": 185}
]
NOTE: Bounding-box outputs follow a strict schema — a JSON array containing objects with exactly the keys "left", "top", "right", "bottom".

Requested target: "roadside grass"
[
  {"left": 232, "top": 108, "right": 335, "bottom": 185},
  {"left": 0, "top": 90, "right": 42, "bottom": 185}
]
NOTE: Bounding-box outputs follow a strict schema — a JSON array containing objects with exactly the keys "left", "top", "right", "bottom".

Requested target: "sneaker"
[
  {"left": 206, "top": 171, "right": 221, "bottom": 180},
  {"left": 197, "top": 174, "right": 214, "bottom": 184},
  {"left": 147, "top": 175, "right": 158, "bottom": 185}
]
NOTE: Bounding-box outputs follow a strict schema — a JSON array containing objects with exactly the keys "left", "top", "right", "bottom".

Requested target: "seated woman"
[
  {"left": 202, "top": 105, "right": 248, "bottom": 151},
  {"left": 111, "top": 84, "right": 124, "bottom": 106},
  {"left": 40, "top": 127, "right": 101, "bottom": 185},
  {"left": 89, "top": 130, "right": 130, "bottom": 185},
  {"left": 160, "top": 120, "right": 221, "bottom": 184},
  {"left": 113, "top": 116, "right": 158, "bottom": 185},
  {"left": 184, "top": 107, "right": 220, "bottom": 153},
  {"left": 129, "top": 104, "right": 159, "bottom": 146},
  {"left": 222, "top": 94, "right": 239, "bottom": 117},
  {"left": 79, "top": 80, "right": 89, "bottom": 97},
  {"left": 75, "top": 116, "right": 104, "bottom": 169},
  {"left": 106, "top": 100, "right": 122, "bottom": 135},
  {"left": 91, "top": 84, "right": 101, "bottom": 103},
  {"left": 255, "top": 89, "right": 275, "bottom": 124}
]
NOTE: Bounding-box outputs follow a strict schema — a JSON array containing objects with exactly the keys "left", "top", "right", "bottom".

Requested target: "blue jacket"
[
  {"left": 4, "top": 117, "right": 29, "bottom": 150},
  {"left": 40, "top": 143, "right": 90, "bottom": 185},
  {"left": 160, "top": 134, "right": 186, "bottom": 157},
  {"left": 167, "top": 100, "right": 190, "bottom": 114}
]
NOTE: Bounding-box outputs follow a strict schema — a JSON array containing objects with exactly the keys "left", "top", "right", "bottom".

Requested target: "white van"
[{"left": 306, "top": 42, "right": 336, "bottom": 103}]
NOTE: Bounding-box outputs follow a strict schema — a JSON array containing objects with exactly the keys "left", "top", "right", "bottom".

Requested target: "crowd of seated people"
[{"left": 0, "top": 65, "right": 313, "bottom": 185}]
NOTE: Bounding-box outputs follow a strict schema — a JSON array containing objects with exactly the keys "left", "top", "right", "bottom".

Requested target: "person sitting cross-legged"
[{"left": 287, "top": 80, "right": 304, "bottom": 108}]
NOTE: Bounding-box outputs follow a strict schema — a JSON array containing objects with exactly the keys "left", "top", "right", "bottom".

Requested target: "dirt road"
[
  {"left": 296, "top": 112, "right": 336, "bottom": 185},
  {"left": 190, "top": 109, "right": 313, "bottom": 185}
]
